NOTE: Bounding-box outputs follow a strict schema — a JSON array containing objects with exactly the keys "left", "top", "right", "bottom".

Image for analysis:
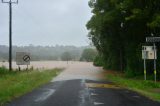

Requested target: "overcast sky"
[{"left": 0, "top": 0, "right": 92, "bottom": 46}]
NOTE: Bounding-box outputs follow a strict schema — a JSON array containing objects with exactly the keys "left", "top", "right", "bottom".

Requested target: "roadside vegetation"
[
  {"left": 87, "top": 0, "right": 160, "bottom": 101},
  {"left": 80, "top": 48, "right": 97, "bottom": 62},
  {"left": 105, "top": 71, "right": 160, "bottom": 102},
  {"left": 0, "top": 67, "right": 62, "bottom": 105},
  {"left": 87, "top": 0, "right": 160, "bottom": 78}
]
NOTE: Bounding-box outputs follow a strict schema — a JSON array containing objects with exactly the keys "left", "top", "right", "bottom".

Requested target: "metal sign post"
[
  {"left": 142, "top": 46, "right": 157, "bottom": 81},
  {"left": 2, "top": 0, "right": 18, "bottom": 71},
  {"left": 142, "top": 48, "right": 147, "bottom": 80},
  {"left": 144, "top": 58, "right": 146, "bottom": 80},
  {"left": 153, "top": 43, "right": 157, "bottom": 82},
  {"left": 146, "top": 37, "right": 159, "bottom": 82}
]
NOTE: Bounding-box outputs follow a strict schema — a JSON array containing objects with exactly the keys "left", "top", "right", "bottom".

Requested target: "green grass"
[
  {"left": 0, "top": 67, "right": 62, "bottom": 106},
  {"left": 106, "top": 74, "right": 160, "bottom": 101}
]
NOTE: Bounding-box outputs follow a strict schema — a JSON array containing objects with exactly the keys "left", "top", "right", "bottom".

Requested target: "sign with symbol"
[
  {"left": 16, "top": 52, "right": 30, "bottom": 65},
  {"left": 23, "top": 55, "right": 30, "bottom": 62}
]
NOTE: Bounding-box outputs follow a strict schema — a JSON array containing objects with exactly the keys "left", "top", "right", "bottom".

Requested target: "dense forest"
[
  {"left": 0, "top": 45, "right": 90, "bottom": 61},
  {"left": 87, "top": 0, "right": 160, "bottom": 77}
]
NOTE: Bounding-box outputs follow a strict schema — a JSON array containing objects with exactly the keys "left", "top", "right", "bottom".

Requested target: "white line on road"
[
  {"left": 91, "top": 93, "right": 98, "bottom": 96},
  {"left": 133, "top": 95, "right": 140, "bottom": 98},
  {"left": 94, "top": 102, "right": 104, "bottom": 105},
  {"left": 125, "top": 90, "right": 129, "bottom": 93},
  {"left": 35, "top": 89, "right": 55, "bottom": 102}
]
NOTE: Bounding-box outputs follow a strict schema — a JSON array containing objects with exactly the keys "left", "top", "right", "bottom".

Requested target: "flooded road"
[
  {"left": 52, "top": 61, "right": 104, "bottom": 81},
  {"left": 6, "top": 61, "right": 160, "bottom": 106},
  {"left": 0, "top": 61, "right": 104, "bottom": 81}
]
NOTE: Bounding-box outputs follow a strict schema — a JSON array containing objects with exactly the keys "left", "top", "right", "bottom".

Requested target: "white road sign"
[
  {"left": 142, "top": 46, "right": 157, "bottom": 59},
  {"left": 16, "top": 52, "right": 30, "bottom": 65}
]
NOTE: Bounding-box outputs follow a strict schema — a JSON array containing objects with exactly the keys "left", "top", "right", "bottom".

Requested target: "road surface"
[{"left": 6, "top": 62, "right": 160, "bottom": 106}]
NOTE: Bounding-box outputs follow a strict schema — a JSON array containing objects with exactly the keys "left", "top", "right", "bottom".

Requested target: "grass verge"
[
  {"left": 0, "top": 67, "right": 62, "bottom": 105},
  {"left": 106, "top": 71, "right": 160, "bottom": 102}
]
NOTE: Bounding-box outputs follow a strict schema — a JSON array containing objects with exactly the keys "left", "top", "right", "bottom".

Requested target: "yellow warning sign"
[{"left": 85, "top": 83, "right": 120, "bottom": 89}]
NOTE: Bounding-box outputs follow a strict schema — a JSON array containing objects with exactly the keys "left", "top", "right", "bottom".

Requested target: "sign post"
[
  {"left": 146, "top": 37, "right": 160, "bottom": 82},
  {"left": 142, "top": 46, "right": 157, "bottom": 80},
  {"left": 153, "top": 43, "right": 157, "bottom": 82},
  {"left": 144, "top": 58, "right": 146, "bottom": 80},
  {"left": 142, "top": 48, "right": 147, "bottom": 80},
  {"left": 16, "top": 52, "right": 31, "bottom": 70}
]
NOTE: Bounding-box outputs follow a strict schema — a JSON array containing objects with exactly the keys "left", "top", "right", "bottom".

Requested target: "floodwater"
[
  {"left": 0, "top": 61, "right": 104, "bottom": 81},
  {"left": 52, "top": 61, "right": 104, "bottom": 81},
  {"left": 0, "top": 61, "right": 69, "bottom": 69}
]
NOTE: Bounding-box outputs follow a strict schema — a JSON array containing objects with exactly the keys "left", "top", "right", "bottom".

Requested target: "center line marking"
[
  {"left": 133, "top": 95, "right": 140, "bottom": 98},
  {"left": 94, "top": 102, "right": 104, "bottom": 105},
  {"left": 91, "top": 93, "right": 98, "bottom": 96}
]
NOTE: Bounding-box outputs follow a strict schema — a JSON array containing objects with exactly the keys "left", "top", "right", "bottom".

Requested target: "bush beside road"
[
  {"left": 0, "top": 67, "right": 62, "bottom": 105},
  {"left": 106, "top": 71, "right": 160, "bottom": 102}
]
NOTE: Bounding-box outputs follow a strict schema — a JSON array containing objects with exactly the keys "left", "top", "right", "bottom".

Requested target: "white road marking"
[
  {"left": 91, "top": 93, "right": 98, "bottom": 96},
  {"left": 125, "top": 90, "right": 129, "bottom": 93},
  {"left": 133, "top": 95, "right": 140, "bottom": 98},
  {"left": 81, "top": 79, "right": 85, "bottom": 83},
  {"left": 94, "top": 102, "right": 104, "bottom": 105},
  {"left": 35, "top": 89, "right": 55, "bottom": 102}
]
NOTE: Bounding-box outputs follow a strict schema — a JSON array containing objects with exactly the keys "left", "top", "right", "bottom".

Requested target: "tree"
[
  {"left": 61, "top": 52, "right": 72, "bottom": 61},
  {"left": 87, "top": 0, "right": 160, "bottom": 76},
  {"left": 80, "top": 48, "right": 97, "bottom": 62}
]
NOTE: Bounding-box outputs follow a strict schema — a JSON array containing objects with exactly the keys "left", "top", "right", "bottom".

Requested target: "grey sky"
[{"left": 0, "top": 0, "right": 92, "bottom": 46}]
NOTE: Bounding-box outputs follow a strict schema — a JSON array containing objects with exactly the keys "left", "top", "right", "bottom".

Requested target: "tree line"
[
  {"left": 0, "top": 45, "right": 87, "bottom": 61},
  {"left": 0, "top": 45, "right": 97, "bottom": 62},
  {"left": 87, "top": 0, "right": 160, "bottom": 77}
]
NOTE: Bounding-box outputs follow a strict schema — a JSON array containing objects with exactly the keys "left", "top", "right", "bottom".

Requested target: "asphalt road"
[{"left": 6, "top": 62, "right": 160, "bottom": 106}]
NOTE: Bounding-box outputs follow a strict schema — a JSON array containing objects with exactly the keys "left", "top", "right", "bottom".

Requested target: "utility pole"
[{"left": 2, "top": 0, "right": 18, "bottom": 70}]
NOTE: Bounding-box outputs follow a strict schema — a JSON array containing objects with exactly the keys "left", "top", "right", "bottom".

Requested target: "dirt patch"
[
  {"left": 102, "top": 70, "right": 124, "bottom": 77},
  {"left": 150, "top": 88, "right": 160, "bottom": 93}
]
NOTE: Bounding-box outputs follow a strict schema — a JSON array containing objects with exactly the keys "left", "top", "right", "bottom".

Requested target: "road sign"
[
  {"left": 142, "top": 46, "right": 157, "bottom": 59},
  {"left": 146, "top": 37, "right": 160, "bottom": 42},
  {"left": 16, "top": 52, "right": 30, "bottom": 65}
]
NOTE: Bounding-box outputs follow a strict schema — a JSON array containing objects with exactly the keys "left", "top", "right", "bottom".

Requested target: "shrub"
[
  {"left": 93, "top": 55, "right": 104, "bottom": 66},
  {"left": 0, "top": 66, "right": 9, "bottom": 74}
]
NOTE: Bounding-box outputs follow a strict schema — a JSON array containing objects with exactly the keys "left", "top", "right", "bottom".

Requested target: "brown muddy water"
[
  {"left": 0, "top": 61, "right": 70, "bottom": 69},
  {"left": 0, "top": 61, "right": 104, "bottom": 81}
]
